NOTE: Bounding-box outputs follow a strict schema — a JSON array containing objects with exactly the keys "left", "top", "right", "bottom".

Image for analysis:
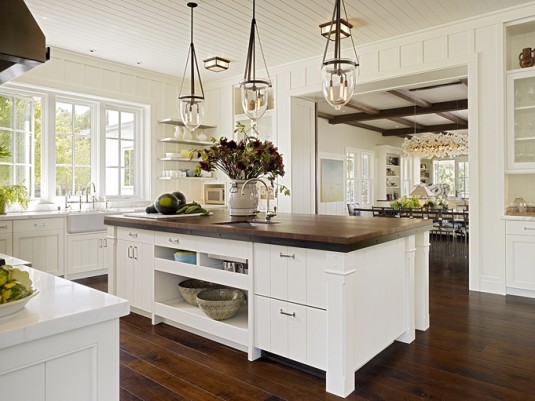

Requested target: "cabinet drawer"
[
  {"left": 254, "top": 295, "right": 326, "bottom": 370},
  {"left": 154, "top": 231, "right": 197, "bottom": 250},
  {"left": 0, "top": 221, "right": 12, "bottom": 233},
  {"left": 14, "top": 218, "right": 64, "bottom": 232},
  {"left": 506, "top": 220, "right": 535, "bottom": 236},
  {"left": 117, "top": 228, "right": 154, "bottom": 244}
]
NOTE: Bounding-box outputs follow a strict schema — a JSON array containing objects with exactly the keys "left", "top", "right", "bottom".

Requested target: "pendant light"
[
  {"left": 321, "top": 0, "right": 359, "bottom": 110},
  {"left": 178, "top": 2, "right": 205, "bottom": 131},
  {"left": 240, "top": 0, "right": 271, "bottom": 121}
]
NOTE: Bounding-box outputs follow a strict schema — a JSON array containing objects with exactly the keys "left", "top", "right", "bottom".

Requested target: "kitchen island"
[
  {"left": 0, "top": 266, "right": 129, "bottom": 401},
  {"left": 105, "top": 210, "right": 431, "bottom": 398}
]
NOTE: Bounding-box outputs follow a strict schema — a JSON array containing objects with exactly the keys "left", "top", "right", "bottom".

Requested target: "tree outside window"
[
  {"left": 55, "top": 101, "right": 92, "bottom": 196},
  {"left": 0, "top": 93, "right": 41, "bottom": 198}
]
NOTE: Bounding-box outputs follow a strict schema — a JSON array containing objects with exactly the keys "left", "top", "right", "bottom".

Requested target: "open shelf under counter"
[{"left": 153, "top": 298, "right": 248, "bottom": 347}]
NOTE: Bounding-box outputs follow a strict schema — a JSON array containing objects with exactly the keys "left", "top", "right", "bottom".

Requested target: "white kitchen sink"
[{"left": 66, "top": 211, "right": 109, "bottom": 233}]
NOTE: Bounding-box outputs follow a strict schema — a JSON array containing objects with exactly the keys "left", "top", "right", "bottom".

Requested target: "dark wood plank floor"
[{"left": 75, "top": 238, "right": 535, "bottom": 401}]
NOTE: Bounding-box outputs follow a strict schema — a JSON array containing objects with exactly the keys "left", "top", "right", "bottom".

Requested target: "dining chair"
[{"left": 347, "top": 203, "right": 361, "bottom": 216}]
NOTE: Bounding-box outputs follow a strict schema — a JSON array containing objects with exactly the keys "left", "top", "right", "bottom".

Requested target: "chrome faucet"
[
  {"left": 64, "top": 191, "right": 72, "bottom": 211},
  {"left": 85, "top": 181, "right": 97, "bottom": 202},
  {"left": 241, "top": 178, "right": 277, "bottom": 221}
]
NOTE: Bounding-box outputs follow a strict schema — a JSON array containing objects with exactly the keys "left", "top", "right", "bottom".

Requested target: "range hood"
[{"left": 0, "top": 0, "right": 50, "bottom": 85}]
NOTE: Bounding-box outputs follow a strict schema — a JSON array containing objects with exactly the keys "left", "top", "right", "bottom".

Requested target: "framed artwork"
[{"left": 320, "top": 158, "right": 344, "bottom": 202}]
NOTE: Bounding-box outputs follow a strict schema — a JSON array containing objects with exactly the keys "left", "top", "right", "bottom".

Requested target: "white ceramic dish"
[
  {"left": 165, "top": 152, "right": 182, "bottom": 158},
  {"left": 0, "top": 289, "right": 39, "bottom": 318}
]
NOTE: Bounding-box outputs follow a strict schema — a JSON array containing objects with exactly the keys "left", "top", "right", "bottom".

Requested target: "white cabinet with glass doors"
[{"left": 506, "top": 68, "right": 535, "bottom": 171}]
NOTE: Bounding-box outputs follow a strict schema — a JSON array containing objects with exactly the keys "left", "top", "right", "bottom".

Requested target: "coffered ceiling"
[
  {"left": 24, "top": 0, "right": 534, "bottom": 82},
  {"left": 306, "top": 79, "right": 468, "bottom": 137}
]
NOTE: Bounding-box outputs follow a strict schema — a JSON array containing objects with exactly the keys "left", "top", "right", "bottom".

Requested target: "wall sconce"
[
  {"left": 319, "top": 19, "right": 352, "bottom": 40},
  {"left": 203, "top": 56, "right": 230, "bottom": 72}
]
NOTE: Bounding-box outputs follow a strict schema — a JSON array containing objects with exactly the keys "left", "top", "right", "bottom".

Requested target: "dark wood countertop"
[{"left": 104, "top": 210, "right": 432, "bottom": 252}]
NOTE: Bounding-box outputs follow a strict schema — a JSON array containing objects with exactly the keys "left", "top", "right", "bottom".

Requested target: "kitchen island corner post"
[
  {"left": 415, "top": 231, "right": 430, "bottom": 331},
  {"left": 396, "top": 234, "right": 416, "bottom": 344},
  {"left": 324, "top": 252, "right": 356, "bottom": 398}
]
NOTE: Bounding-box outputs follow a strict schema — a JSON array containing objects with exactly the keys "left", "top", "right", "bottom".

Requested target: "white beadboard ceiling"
[{"left": 24, "top": 0, "right": 534, "bottom": 82}]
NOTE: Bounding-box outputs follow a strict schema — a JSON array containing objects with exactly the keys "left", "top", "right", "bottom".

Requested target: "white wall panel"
[
  {"left": 448, "top": 31, "right": 474, "bottom": 57},
  {"left": 423, "top": 37, "right": 446, "bottom": 62},
  {"left": 64, "top": 60, "right": 84, "bottom": 86},
  {"left": 378, "top": 48, "right": 399, "bottom": 71},
  {"left": 84, "top": 65, "right": 102, "bottom": 88},
  {"left": 135, "top": 77, "right": 150, "bottom": 98},
  {"left": 306, "top": 66, "right": 322, "bottom": 88},
  {"left": 400, "top": 42, "right": 422, "bottom": 67},
  {"left": 102, "top": 69, "right": 120, "bottom": 93},
  {"left": 291, "top": 69, "right": 307, "bottom": 90},
  {"left": 120, "top": 74, "right": 136, "bottom": 96},
  {"left": 359, "top": 52, "right": 379, "bottom": 75}
]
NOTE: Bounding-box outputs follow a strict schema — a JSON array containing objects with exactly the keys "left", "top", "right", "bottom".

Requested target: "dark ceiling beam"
[
  {"left": 381, "top": 122, "right": 468, "bottom": 137},
  {"left": 437, "top": 111, "right": 468, "bottom": 124},
  {"left": 388, "top": 89, "right": 432, "bottom": 108},
  {"left": 329, "top": 99, "right": 468, "bottom": 125},
  {"left": 317, "top": 111, "right": 333, "bottom": 120},
  {"left": 346, "top": 122, "right": 385, "bottom": 132},
  {"left": 345, "top": 101, "right": 380, "bottom": 114},
  {"left": 387, "top": 117, "right": 427, "bottom": 129},
  {"left": 407, "top": 80, "right": 468, "bottom": 92}
]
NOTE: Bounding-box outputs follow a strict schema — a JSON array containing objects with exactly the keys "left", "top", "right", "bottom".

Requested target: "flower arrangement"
[
  {"left": 423, "top": 195, "right": 448, "bottom": 209},
  {"left": 391, "top": 195, "right": 421, "bottom": 209},
  {"left": 197, "top": 122, "right": 289, "bottom": 194},
  {"left": 0, "top": 145, "right": 30, "bottom": 214}
]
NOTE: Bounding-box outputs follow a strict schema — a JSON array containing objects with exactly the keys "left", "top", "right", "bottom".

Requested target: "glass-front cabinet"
[{"left": 507, "top": 69, "right": 535, "bottom": 171}]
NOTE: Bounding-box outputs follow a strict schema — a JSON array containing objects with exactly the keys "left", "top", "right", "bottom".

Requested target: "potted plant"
[
  {"left": 423, "top": 195, "right": 448, "bottom": 210},
  {"left": 196, "top": 122, "right": 289, "bottom": 214},
  {"left": 0, "top": 145, "right": 30, "bottom": 214}
]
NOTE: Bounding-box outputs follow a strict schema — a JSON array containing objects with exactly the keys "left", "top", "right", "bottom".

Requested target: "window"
[
  {"left": 55, "top": 100, "right": 93, "bottom": 196},
  {"left": 346, "top": 148, "right": 374, "bottom": 206},
  {"left": 105, "top": 109, "right": 137, "bottom": 197},
  {"left": 433, "top": 159, "right": 469, "bottom": 198},
  {"left": 0, "top": 93, "right": 41, "bottom": 198}
]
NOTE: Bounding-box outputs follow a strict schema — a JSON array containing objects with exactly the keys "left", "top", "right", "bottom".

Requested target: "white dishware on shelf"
[
  {"left": 173, "top": 126, "right": 181, "bottom": 139},
  {"left": 183, "top": 129, "right": 193, "bottom": 140},
  {"left": 197, "top": 131, "right": 207, "bottom": 141},
  {"left": 165, "top": 152, "right": 182, "bottom": 158}
]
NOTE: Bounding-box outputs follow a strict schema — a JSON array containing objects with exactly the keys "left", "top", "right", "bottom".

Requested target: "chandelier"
[{"left": 402, "top": 132, "right": 468, "bottom": 159}]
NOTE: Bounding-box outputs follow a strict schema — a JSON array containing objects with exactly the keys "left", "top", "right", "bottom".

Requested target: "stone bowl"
[
  {"left": 196, "top": 288, "right": 246, "bottom": 321},
  {"left": 178, "top": 279, "right": 224, "bottom": 306}
]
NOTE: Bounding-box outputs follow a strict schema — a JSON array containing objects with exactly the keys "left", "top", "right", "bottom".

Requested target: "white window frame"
[
  {"left": 346, "top": 147, "right": 374, "bottom": 207},
  {"left": 100, "top": 103, "right": 144, "bottom": 199}
]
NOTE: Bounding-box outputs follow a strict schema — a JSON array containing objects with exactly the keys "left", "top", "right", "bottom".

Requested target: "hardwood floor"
[{"left": 75, "top": 238, "right": 535, "bottom": 400}]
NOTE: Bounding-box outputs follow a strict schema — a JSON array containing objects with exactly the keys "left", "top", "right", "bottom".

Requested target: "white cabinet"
[
  {"left": 13, "top": 218, "right": 64, "bottom": 276},
  {"left": 116, "top": 228, "right": 154, "bottom": 313},
  {"left": 65, "top": 232, "right": 108, "bottom": 280},
  {"left": 506, "top": 220, "right": 535, "bottom": 295},
  {"left": 253, "top": 243, "right": 327, "bottom": 370},
  {"left": 506, "top": 69, "right": 535, "bottom": 171},
  {"left": 0, "top": 220, "right": 13, "bottom": 255}
]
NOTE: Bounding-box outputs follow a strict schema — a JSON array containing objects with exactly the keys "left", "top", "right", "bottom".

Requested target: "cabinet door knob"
[
  {"left": 279, "top": 252, "right": 295, "bottom": 259},
  {"left": 103, "top": 238, "right": 108, "bottom": 247},
  {"left": 280, "top": 309, "right": 295, "bottom": 317},
  {"left": 98, "top": 239, "right": 102, "bottom": 248},
  {"left": 133, "top": 246, "right": 138, "bottom": 260},
  {"left": 127, "top": 245, "right": 133, "bottom": 259},
  {"left": 128, "top": 232, "right": 138, "bottom": 238},
  {"left": 34, "top": 223, "right": 46, "bottom": 227},
  {"left": 168, "top": 238, "right": 180, "bottom": 244}
]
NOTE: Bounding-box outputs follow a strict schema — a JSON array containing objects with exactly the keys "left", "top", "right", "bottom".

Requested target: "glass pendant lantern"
[
  {"left": 240, "top": 0, "right": 271, "bottom": 121},
  {"left": 321, "top": 0, "right": 359, "bottom": 110},
  {"left": 178, "top": 2, "right": 205, "bottom": 131}
]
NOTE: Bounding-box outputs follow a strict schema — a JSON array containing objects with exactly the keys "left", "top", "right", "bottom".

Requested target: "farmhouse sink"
[{"left": 66, "top": 211, "right": 108, "bottom": 233}]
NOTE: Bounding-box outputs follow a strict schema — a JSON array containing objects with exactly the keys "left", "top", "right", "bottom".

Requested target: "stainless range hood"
[{"left": 0, "top": 0, "right": 50, "bottom": 85}]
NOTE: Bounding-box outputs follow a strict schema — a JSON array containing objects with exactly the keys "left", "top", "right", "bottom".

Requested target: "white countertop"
[{"left": 0, "top": 267, "right": 129, "bottom": 349}]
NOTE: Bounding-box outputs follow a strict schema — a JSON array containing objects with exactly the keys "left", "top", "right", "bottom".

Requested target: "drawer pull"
[
  {"left": 128, "top": 232, "right": 138, "bottom": 238},
  {"left": 279, "top": 252, "right": 295, "bottom": 259},
  {"left": 34, "top": 223, "right": 46, "bottom": 227},
  {"left": 524, "top": 227, "right": 535, "bottom": 231},
  {"left": 280, "top": 309, "right": 295, "bottom": 317},
  {"left": 0, "top": 225, "right": 7, "bottom": 229},
  {"left": 168, "top": 238, "right": 180, "bottom": 244},
  {"left": 127, "top": 245, "right": 133, "bottom": 259}
]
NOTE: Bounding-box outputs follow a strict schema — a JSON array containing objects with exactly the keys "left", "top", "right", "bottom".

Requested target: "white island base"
[{"left": 0, "top": 267, "right": 129, "bottom": 401}]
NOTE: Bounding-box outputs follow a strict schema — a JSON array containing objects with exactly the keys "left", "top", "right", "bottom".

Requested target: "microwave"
[{"left": 204, "top": 184, "right": 225, "bottom": 204}]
